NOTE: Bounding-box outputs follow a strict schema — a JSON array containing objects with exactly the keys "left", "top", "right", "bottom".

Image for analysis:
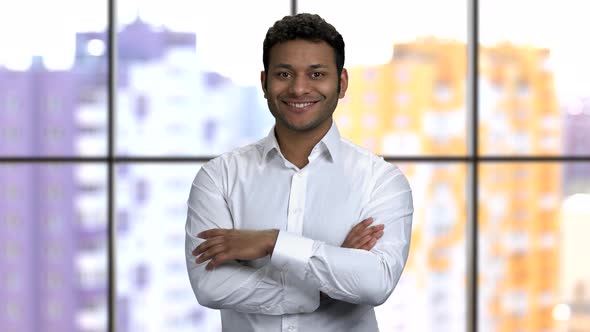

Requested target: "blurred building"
[
  {"left": 0, "top": 17, "right": 270, "bottom": 332},
  {"left": 337, "top": 37, "right": 466, "bottom": 157},
  {"left": 563, "top": 99, "right": 590, "bottom": 195},
  {"left": 108, "top": 19, "right": 263, "bottom": 331},
  {"left": 479, "top": 44, "right": 561, "bottom": 332},
  {"left": 341, "top": 39, "right": 468, "bottom": 331},
  {"left": 3, "top": 14, "right": 586, "bottom": 332},
  {"left": 557, "top": 194, "right": 590, "bottom": 332},
  {"left": 340, "top": 39, "right": 564, "bottom": 332},
  {"left": 0, "top": 53, "right": 108, "bottom": 332}
]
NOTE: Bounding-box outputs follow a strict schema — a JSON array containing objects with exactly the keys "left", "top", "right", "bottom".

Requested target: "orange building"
[
  {"left": 480, "top": 43, "right": 561, "bottom": 332},
  {"left": 337, "top": 38, "right": 561, "bottom": 332}
]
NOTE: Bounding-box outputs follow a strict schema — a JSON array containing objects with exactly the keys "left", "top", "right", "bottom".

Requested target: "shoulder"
[
  {"left": 339, "top": 137, "right": 410, "bottom": 190},
  {"left": 339, "top": 137, "right": 394, "bottom": 171},
  {"left": 197, "top": 139, "right": 264, "bottom": 182}
]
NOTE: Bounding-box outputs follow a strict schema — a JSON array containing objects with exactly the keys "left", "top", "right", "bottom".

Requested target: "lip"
[{"left": 282, "top": 100, "right": 319, "bottom": 113}]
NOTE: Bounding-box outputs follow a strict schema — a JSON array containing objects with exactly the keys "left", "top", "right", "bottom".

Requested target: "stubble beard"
[{"left": 269, "top": 98, "right": 337, "bottom": 133}]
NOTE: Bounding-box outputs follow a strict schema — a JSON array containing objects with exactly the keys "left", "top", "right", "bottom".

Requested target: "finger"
[
  {"left": 360, "top": 231, "right": 384, "bottom": 250},
  {"left": 197, "top": 229, "right": 228, "bottom": 239},
  {"left": 192, "top": 236, "right": 225, "bottom": 255},
  {"left": 206, "top": 253, "right": 231, "bottom": 270},
  {"left": 351, "top": 234, "right": 373, "bottom": 249},
  {"left": 358, "top": 217, "right": 374, "bottom": 229},
  {"left": 362, "top": 238, "right": 377, "bottom": 251},
  {"left": 366, "top": 223, "right": 384, "bottom": 233},
  {"left": 192, "top": 236, "right": 223, "bottom": 256},
  {"left": 343, "top": 218, "right": 374, "bottom": 244},
  {"left": 350, "top": 217, "right": 374, "bottom": 234},
  {"left": 196, "top": 244, "right": 226, "bottom": 264},
  {"left": 361, "top": 231, "right": 384, "bottom": 250},
  {"left": 360, "top": 237, "right": 378, "bottom": 251},
  {"left": 368, "top": 223, "right": 384, "bottom": 232},
  {"left": 352, "top": 224, "right": 384, "bottom": 243},
  {"left": 373, "top": 230, "right": 384, "bottom": 240}
]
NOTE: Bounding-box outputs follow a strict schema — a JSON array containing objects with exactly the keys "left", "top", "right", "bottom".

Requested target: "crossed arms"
[
  {"left": 192, "top": 217, "right": 383, "bottom": 270},
  {"left": 185, "top": 162, "right": 413, "bottom": 315}
]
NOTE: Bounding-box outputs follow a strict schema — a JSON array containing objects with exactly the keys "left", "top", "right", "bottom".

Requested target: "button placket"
[
  {"left": 287, "top": 172, "right": 307, "bottom": 234},
  {"left": 282, "top": 172, "right": 307, "bottom": 332},
  {"left": 283, "top": 315, "right": 298, "bottom": 332}
]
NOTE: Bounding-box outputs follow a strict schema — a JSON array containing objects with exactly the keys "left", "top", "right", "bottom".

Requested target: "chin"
[{"left": 287, "top": 121, "right": 322, "bottom": 132}]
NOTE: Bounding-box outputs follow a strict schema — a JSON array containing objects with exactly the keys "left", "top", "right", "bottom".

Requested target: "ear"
[
  {"left": 260, "top": 70, "right": 268, "bottom": 99},
  {"left": 338, "top": 68, "right": 349, "bottom": 99}
]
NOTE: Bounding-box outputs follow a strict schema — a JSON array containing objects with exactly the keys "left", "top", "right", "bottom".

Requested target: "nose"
[{"left": 289, "top": 76, "right": 311, "bottom": 96}]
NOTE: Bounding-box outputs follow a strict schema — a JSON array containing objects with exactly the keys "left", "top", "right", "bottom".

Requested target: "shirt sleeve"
[
  {"left": 270, "top": 160, "right": 414, "bottom": 306},
  {"left": 185, "top": 161, "right": 320, "bottom": 315}
]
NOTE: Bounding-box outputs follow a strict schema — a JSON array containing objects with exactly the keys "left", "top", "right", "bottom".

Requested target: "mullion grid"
[
  {"left": 467, "top": 0, "right": 478, "bottom": 331},
  {"left": 107, "top": 0, "right": 116, "bottom": 330},
  {"left": 1, "top": 1, "right": 588, "bottom": 331}
]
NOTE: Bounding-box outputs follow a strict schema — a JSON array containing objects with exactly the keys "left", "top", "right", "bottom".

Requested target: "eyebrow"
[{"left": 272, "top": 64, "right": 330, "bottom": 70}]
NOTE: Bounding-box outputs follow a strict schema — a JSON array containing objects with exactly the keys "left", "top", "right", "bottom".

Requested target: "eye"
[
  {"left": 277, "top": 72, "right": 291, "bottom": 79},
  {"left": 311, "top": 72, "right": 325, "bottom": 79}
]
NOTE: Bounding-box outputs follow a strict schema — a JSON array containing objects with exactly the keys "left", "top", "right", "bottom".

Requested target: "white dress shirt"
[{"left": 185, "top": 122, "right": 413, "bottom": 332}]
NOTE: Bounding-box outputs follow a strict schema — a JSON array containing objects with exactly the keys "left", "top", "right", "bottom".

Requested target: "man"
[{"left": 185, "top": 13, "right": 413, "bottom": 332}]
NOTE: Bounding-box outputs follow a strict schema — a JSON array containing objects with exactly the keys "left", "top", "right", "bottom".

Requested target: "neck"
[{"left": 274, "top": 119, "right": 332, "bottom": 169}]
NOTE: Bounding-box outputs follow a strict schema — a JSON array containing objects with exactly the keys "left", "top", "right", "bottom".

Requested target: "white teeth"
[{"left": 289, "top": 102, "right": 314, "bottom": 108}]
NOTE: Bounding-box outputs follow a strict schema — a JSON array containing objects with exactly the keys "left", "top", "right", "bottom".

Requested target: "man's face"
[{"left": 261, "top": 39, "right": 348, "bottom": 134}]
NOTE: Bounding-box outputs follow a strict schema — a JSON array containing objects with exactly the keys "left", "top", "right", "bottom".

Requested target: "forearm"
[
  {"left": 314, "top": 166, "right": 413, "bottom": 305},
  {"left": 186, "top": 165, "right": 320, "bottom": 314},
  {"left": 271, "top": 234, "right": 408, "bottom": 306},
  {"left": 309, "top": 242, "right": 407, "bottom": 306},
  {"left": 186, "top": 234, "right": 320, "bottom": 314},
  {"left": 271, "top": 189, "right": 413, "bottom": 306}
]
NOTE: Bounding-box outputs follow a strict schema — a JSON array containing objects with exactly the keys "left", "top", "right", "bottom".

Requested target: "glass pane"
[
  {"left": 0, "top": 0, "right": 108, "bottom": 157},
  {"left": 479, "top": 162, "right": 590, "bottom": 331},
  {"left": 115, "top": 1, "right": 290, "bottom": 156},
  {"left": 380, "top": 163, "right": 467, "bottom": 332},
  {"left": 115, "top": 163, "right": 221, "bottom": 331},
  {"left": 0, "top": 164, "right": 108, "bottom": 331},
  {"left": 298, "top": 0, "right": 467, "bottom": 156},
  {"left": 480, "top": 0, "right": 590, "bottom": 156}
]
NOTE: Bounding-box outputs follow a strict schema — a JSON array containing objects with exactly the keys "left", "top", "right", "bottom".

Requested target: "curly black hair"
[{"left": 262, "top": 13, "right": 345, "bottom": 78}]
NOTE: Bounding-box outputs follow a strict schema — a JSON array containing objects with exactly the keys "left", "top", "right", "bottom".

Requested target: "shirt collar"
[
  {"left": 261, "top": 121, "right": 341, "bottom": 163},
  {"left": 319, "top": 121, "right": 341, "bottom": 163}
]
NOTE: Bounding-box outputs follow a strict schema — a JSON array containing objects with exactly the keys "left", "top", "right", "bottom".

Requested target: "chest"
[{"left": 228, "top": 171, "right": 367, "bottom": 247}]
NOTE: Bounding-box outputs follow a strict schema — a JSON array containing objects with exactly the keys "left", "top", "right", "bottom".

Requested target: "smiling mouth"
[{"left": 283, "top": 101, "right": 318, "bottom": 112}]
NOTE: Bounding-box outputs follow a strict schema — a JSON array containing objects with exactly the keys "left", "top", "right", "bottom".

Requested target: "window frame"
[{"left": 1, "top": 1, "right": 589, "bottom": 331}]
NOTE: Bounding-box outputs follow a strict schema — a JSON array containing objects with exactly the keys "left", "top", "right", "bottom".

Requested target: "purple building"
[
  {"left": 0, "top": 64, "right": 79, "bottom": 330},
  {"left": 75, "top": 17, "right": 196, "bottom": 92},
  {"left": 0, "top": 164, "right": 37, "bottom": 331},
  {"left": 563, "top": 101, "right": 590, "bottom": 194},
  {"left": 0, "top": 17, "right": 197, "bottom": 332},
  {"left": 1, "top": 16, "right": 270, "bottom": 331}
]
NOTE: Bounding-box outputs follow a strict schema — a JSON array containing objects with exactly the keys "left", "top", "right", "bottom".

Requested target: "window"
[{"left": 1, "top": 1, "right": 589, "bottom": 331}]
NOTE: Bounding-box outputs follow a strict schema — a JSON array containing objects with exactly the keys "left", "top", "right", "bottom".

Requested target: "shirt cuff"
[{"left": 271, "top": 231, "right": 314, "bottom": 281}]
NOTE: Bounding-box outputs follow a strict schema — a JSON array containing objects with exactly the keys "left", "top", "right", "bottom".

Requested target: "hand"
[
  {"left": 341, "top": 217, "right": 384, "bottom": 250},
  {"left": 321, "top": 217, "right": 384, "bottom": 300},
  {"left": 192, "top": 229, "right": 279, "bottom": 270}
]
